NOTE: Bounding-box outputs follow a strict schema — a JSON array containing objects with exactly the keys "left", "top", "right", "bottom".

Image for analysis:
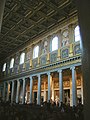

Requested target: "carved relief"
[{"left": 62, "top": 30, "right": 69, "bottom": 47}]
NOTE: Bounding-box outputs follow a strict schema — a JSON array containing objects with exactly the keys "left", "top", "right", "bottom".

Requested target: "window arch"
[
  {"left": 20, "top": 52, "right": 25, "bottom": 64},
  {"left": 2, "top": 63, "right": 6, "bottom": 72},
  {"left": 33, "top": 45, "right": 39, "bottom": 59},
  {"left": 51, "top": 36, "right": 58, "bottom": 51},
  {"left": 74, "top": 25, "right": 81, "bottom": 42},
  {"left": 10, "top": 58, "right": 14, "bottom": 68}
]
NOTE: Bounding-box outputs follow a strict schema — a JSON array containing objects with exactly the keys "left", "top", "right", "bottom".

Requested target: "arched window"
[
  {"left": 33, "top": 46, "right": 39, "bottom": 59},
  {"left": 20, "top": 52, "right": 25, "bottom": 64},
  {"left": 2, "top": 63, "right": 6, "bottom": 72},
  {"left": 52, "top": 36, "right": 58, "bottom": 51},
  {"left": 74, "top": 25, "right": 81, "bottom": 42},
  {"left": 10, "top": 58, "right": 14, "bottom": 68}
]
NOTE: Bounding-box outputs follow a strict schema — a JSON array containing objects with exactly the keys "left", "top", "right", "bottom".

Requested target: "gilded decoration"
[
  {"left": 46, "top": 83, "right": 48, "bottom": 89},
  {"left": 41, "top": 84, "right": 44, "bottom": 90},
  {"left": 54, "top": 82, "right": 59, "bottom": 88},
  {"left": 77, "top": 79, "right": 81, "bottom": 86},
  {"left": 62, "top": 29, "right": 69, "bottom": 47},
  {"left": 33, "top": 85, "right": 37, "bottom": 90},
  {"left": 63, "top": 80, "right": 70, "bottom": 87}
]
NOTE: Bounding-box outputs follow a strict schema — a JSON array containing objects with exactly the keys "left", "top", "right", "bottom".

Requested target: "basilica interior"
[{"left": 0, "top": 0, "right": 86, "bottom": 120}]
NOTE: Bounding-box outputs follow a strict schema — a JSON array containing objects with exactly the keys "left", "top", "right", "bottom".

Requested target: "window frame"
[
  {"left": 51, "top": 36, "right": 58, "bottom": 52},
  {"left": 74, "top": 25, "right": 81, "bottom": 42},
  {"left": 10, "top": 58, "right": 14, "bottom": 69},
  {"left": 33, "top": 45, "right": 39, "bottom": 59},
  {"left": 19, "top": 52, "right": 25, "bottom": 65},
  {"left": 2, "top": 63, "right": 6, "bottom": 72}
]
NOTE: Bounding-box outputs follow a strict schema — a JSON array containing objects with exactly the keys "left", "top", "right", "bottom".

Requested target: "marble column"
[
  {"left": 71, "top": 66, "right": 77, "bottom": 106},
  {"left": 58, "top": 70, "right": 63, "bottom": 105},
  {"left": 16, "top": 80, "right": 20, "bottom": 103},
  {"left": 11, "top": 81, "right": 15, "bottom": 103},
  {"left": 37, "top": 74, "right": 41, "bottom": 105},
  {"left": 6, "top": 82, "right": 9, "bottom": 101},
  {"left": 22, "top": 78, "right": 26, "bottom": 104},
  {"left": 47, "top": 72, "right": 51, "bottom": 101},
  {"left": 3, "top": 82, "right": 6, "bottom": 101},
  {"left": 30, "top": 76, "right": 33, "bottom": 103}
]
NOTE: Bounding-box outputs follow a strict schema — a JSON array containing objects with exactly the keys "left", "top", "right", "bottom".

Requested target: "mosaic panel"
[
  {"left": 40, "top": 55, "right": 47, "bottom": 66},
  {"left": 32, "top": 58, "right": 38, "bottom": 68},
  {"left": 26, "top": 61, "right": 30, "bottom": 71},
  {"left": 14, "top": 65, "right": 18, "bottom": 74},
  {"left": 50, "top": 51, "right": 57, "bottom": 63},
  {"left": 74, "top": 44, "right": 81, "bottom": 55},
  {"left": 61, "top": 49, "right": 69, "bottom": 58}
]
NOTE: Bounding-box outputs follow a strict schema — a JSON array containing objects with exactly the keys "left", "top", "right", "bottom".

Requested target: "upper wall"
[{"left": 0, "top": 16, "right": 82, "bottom": 80}]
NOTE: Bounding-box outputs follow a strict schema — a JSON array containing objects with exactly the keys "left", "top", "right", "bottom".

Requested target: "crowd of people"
[{"left": 0, "top": 99, "right": 84, "bottom": 120}]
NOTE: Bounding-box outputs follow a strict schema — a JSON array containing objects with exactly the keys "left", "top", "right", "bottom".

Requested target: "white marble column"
[
  {"left": 58, "top": 69, "right": 63, "bottom": 105},
  {"left": 22, "top": 78, "right": 26, "bottom": 104},
  {"left": 3, "top": 82, "right": 6, "bottom": 101},
  {"left": 44, "top": 81, "right": 46, "bottom": 102},
  {"left": 11, "top": 81, "right": 15, "bottom": 103},
  {"left": 6, "top": 82, "right": 9, "bottom": 101},
  {"left": 16, "top": 80, "right": 20, "bottom": 103},
  {"left": 71, "top": 66, "right": 77, "bottom": 106},
  {"left": 30, "top": 76, "right": 33, "bottom": 103},
  {"left": 47, "top": 72, "right": 51, "bottom": 101},
  {"left": 37, "top": 74, "right": 41, "bottom": 105}
]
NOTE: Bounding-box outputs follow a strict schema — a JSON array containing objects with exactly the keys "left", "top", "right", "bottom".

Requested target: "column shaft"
[
  {"left": 58, "top": 70, "right": 63, "bottom": 104},
  {"left": 6, "top": 82, "right": 9, "bottom": 101},
  {"left": 11, "top": 81, "right": 15, "bottom": 103},
  {"left": 37, "top": 74, "right": 41, "bottom": 105},
  {"left": 16, "top": 80, "right": 20, "bottom": 103},
  {"left": 22, "top": 79, "right": 26, "bottom": 104},
  {"left": 30, "top": 76, "right": 33, "bottom": 103},
  {"left": 71, "top": 66, "right": 77, "bottom": 106}
]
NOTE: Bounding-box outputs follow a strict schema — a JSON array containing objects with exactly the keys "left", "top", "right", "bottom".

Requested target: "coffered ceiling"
[{"left": 0, "top": 0, "right": 77, "bottom": 62}]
